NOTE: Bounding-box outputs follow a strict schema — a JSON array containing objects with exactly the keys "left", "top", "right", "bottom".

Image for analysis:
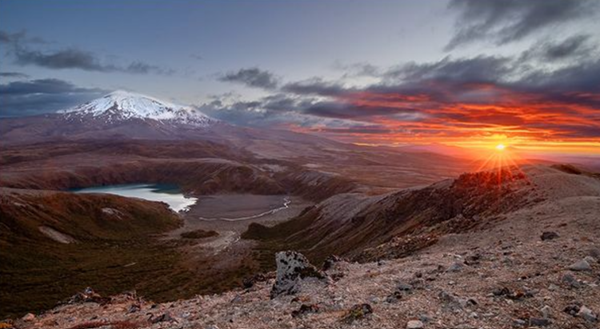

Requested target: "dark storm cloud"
[
  {"left": 124, "top": 61, "right": 175, "bottom": 75},
  {"left": 518, "top": 58, "right": 600, "bottom": 94},
  {"left": 0, "top": 78, "right": 96, "bottom": 95},
  {"left": 199, "top": 93, "right": 304, "bottom": 123},
  {"left": 316, "top": 126, "right": 394, "bottom": 135},
  {"left": 0, "top": 30, "right": 13, "bottom": 43},
  {"left": 446, "top": 0, "right": 598, "bottom": 49},
  {"left": 13, "top": 46, "right": 173, "bottom": 75},
  {"left": 0, "top": 78, "right": 106, "bottom": 117},
  {"left": 218, "top": 67, "right": 279, "bottom": 90},
  {"left": 540, "top": 35, "right": 595, "bottom": 60},
  {"left": 0, "top": 72, "right": 29, "bottom": 78},
  {"left": 270, "top": 56, "right": 514, "bottom": 103},
  {"left": 198, "top": 100, "right": 269, "bottom": 126},
  {"left": 302, "top": 101, "right": 419, "bottom": 120},
  {"left": 0, "top": 30, "right": 45, "bottom": 44},
  {"left": 0, "top": 30, "right": 173, "bottom": 75},
  {"left": 282, "top": 78, "right": 349, "bottom": 97},
  {"left": 199, "top": 95, "right": 391, "bottom": 130},
  {"left": 520, "top": 34, "right": 598, "bottom": 63},
  {"left": 14, "top": 47, "right": 107, "bottom": 71},
  {"left": 386, "top": 55, "right": 512, "bottom": 83},
  {"left": 275, "top": 56, "right": 514, "bottom": 105},
  {"left": 204, "top": 41, "right": 600, "bottom": 141},
  {"left": 201, "top": 89, "right": 421, "bottom": 126}
]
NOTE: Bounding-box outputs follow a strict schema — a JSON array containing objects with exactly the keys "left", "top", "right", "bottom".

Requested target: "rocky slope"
[
  {"left": 0, "top": 188, "right": 186, "bottom": 318},
  {"left": 243, "top": 165, "right": 555, "bottom": 263},
  {"left": 4, "top": 164, "right": 600, "bottom": 329}
]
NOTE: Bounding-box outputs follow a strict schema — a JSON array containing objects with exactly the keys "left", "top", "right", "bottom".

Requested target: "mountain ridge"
[{"left": 59, "top": 90, "right": 216, "bottom": 127}]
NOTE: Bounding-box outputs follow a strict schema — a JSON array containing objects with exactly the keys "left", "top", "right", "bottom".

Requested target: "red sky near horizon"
[{"left": 289, "top": 81, "right": 600, "bottom": 156}]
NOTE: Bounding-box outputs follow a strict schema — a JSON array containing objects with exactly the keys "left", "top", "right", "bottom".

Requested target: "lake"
[{"left": 72, "top": 184, "right": 197, "bottom": 212}]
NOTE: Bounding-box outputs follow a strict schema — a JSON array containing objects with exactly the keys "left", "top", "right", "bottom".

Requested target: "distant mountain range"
[{"left": 0, "top": 91, "right": 227, "bottom": 144}]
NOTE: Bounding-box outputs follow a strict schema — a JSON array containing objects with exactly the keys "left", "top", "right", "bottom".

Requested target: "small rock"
[
  {"left": 464, "top": 253, "right": 481, "bottom": 265},
  {"left": 396, "top": 282, "right": 413, "bottom": 291},
  {"left": 509, "top": 289, "right": 530, "bottom": 300},
  {"left": 438, "top": 291, "right": 473, "bottom": 309},
  {"left": 540, "top": 232, "right": 559, "bottom": 241},
  {"left": 22, "top": 313, "right": 35, "bottom": 322},
  {"left": 447, "top": 262, "right": 463, "bottom": 272},
  {"left": 128, "top": 304, "right": 141, "bottom": 313},
  {"left": 149, "top": 312, "right": 176, "bottom": 324},
  {"left": 385, "top": 291, "right": 402, "bottom": 303},
  {"left": 561, "top": 273, "right": 581, "bottom": 288},
  {"left": 342, "top": 303, "right": 372, "bottom": 323},
  {"left": 64, "top": 287, "right": 109, "bottom": 305},
  {"left": 270, "top": 251, "right": 326, "bottom": 298},
  {"left": 588, "top": 247, "right": 600, "bottom": 259},
  {"left": 492, "top": 287, "right": 530, "bottom": 300},
  {"left": 513, "top": 319, "right": 526, "bottom": 327},
  {"left": 492, "top": 287, "right": 510, "bottom": 296},
  {"left": 564, "top": 304, "right": 581, "bottom": 316},
  {"left": 577, "top": 306, "right": 597, "bottom": 322},
  {"left": 418, "top": 314, "right": 432, "bottom": 323},
  {"left": 330, "top": 272, "right": 344, "bottom": 281},
  {"left": 584, "top": 256, "right": 597, "bottom": 264},
  {"left": 291, "top": 304, "right": 319, "bottom": 318},
  {"left": 568, "top": 259, "right": 592, "bottom": 271},
  {"left": 540, "top": 305, "right": 552, "bottom": 319},
  {"left": 322, "top": 255, "right": 342, "bottom": 271},
  {"left": 406, "top": 320, "right": 424, "bottom": 329},
  {"left": 529, "top": 318, "right": 551, "bottom": 326},
  {"left": 439, "top": 290, "right": 457, "bottom": 303}
]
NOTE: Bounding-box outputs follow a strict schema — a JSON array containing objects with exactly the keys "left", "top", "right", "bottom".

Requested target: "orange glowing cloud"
[{"left": 292, "top": 85, "right": 600, "bottom": 156}]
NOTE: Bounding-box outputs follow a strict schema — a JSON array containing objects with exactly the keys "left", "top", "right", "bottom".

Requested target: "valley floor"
[{"left": 161, "top": 194, "right": 313, "bottom": 287}]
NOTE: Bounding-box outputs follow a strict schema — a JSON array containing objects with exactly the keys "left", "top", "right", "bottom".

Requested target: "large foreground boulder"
[{"left": 270, "top": 251, "right": 326, "bottom": 298}]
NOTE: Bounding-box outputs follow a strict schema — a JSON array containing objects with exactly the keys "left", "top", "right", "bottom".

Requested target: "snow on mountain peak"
[{"left": 60, "top": 90, "right": 215, "bottom": 126}]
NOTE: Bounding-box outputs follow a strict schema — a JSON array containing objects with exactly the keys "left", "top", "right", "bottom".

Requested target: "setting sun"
[{"left": 496, "top": 144, "right": 506, "bottom": 151}]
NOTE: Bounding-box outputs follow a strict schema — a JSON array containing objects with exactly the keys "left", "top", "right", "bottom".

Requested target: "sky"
[{"left": 1, "top": 0, "right": 600, "bottom": 155}]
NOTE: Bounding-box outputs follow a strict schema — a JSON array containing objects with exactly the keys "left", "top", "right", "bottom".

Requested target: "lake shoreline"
[{"left": 71, "top": 183, "right": 197, "bottom": 212}]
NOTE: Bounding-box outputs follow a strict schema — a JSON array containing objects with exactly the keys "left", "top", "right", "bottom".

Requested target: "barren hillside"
[{"left": 5, "top": 165, "right": 600, "bottom": 329}]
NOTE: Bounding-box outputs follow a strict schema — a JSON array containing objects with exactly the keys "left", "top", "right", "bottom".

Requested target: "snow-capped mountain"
[
  {"left": 2, "top": 89, "right": 340, "bottom": 146},
  {"left": 60, "top": 90, "right": 215, "bottom": 126}
]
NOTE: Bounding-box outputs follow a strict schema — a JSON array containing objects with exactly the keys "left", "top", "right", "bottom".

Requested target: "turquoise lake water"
[{"left": 72, "top": 184, "right": 197, "bottom": 212}]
